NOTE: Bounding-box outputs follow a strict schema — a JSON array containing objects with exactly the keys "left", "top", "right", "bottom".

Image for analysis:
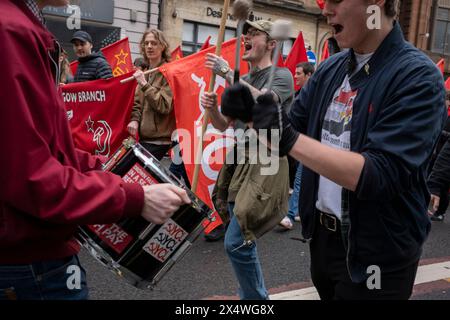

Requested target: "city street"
[{"left": 81, "top": 208, "right": 450, "bottom": 300}]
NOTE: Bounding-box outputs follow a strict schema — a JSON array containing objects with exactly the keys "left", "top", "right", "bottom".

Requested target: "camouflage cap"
[{"left": 243, "top": 20, "right": 273, "bottom": 36}]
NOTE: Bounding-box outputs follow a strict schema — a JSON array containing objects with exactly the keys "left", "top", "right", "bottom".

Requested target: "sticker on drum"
[
  {"left": 142, "top": 219, "right": 189, "bottom": 263},
  {"left": 86, "top": 224, "right": 134, "bottom": 254},
  {"left": 123, "top": 162, "right": 158, "bottom": 186}
]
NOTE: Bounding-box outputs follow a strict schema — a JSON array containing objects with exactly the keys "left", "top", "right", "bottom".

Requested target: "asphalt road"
[{"left": 80, "top": 208, "right": 450, "bottom": 300}]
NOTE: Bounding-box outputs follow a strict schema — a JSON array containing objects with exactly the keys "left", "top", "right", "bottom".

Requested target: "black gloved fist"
[
  {"left": 220, "top": 83, "right": 254, "bottom": 123},
  {"left": 252, "top": 92, "right": 300, "bottom": 157}
]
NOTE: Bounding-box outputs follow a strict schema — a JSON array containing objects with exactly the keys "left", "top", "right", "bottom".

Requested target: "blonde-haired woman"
[{"left": 127, "top": 29, "right": 175, "bottom": 160}]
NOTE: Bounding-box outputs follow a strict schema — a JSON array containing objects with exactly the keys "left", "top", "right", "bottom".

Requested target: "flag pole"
[
  {"left": 120, "top": 67, "right": 160, "bottom": 84},
  {"left": 191, "top": 0, "right": 230, "bottom": 192}
]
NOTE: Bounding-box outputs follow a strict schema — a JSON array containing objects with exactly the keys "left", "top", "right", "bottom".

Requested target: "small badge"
[{"left": 364, "top": 64, "right": 370, "bottom": 75}]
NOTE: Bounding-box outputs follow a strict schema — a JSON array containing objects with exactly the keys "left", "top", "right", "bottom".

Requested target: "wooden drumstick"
[
  {"left": 266, "top": 20, "right": 292, "bottom": 92},
  {"left": 232, "top": 0, "right": 252, "bottom": 83}
]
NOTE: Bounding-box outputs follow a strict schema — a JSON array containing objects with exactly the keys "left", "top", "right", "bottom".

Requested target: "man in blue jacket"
[{"left": 220, "top": 0, "right": 447, "bottom": 299}]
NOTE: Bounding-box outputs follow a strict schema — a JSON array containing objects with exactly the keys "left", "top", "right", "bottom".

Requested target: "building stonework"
[
  {"left": 113, "top": 0, "right": 160, "bottom": 59},
  {"left": 160, "top": 0, "right": 331, "bottom": 59}
]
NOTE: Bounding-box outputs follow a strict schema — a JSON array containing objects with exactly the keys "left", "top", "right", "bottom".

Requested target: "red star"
[
  {"left": 115, "top": 49, "right": 129, "bottom": 66},
  {"left": 85, "top": 115, "right": 95, "bottom": 133}
]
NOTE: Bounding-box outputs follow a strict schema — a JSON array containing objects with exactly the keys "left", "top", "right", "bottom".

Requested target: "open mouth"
[
  {"left": 331, "top": 24, "right": 344, "bottom": 35},
  {"left": 244, "top": 42, "right": 252, "bottom": 52}
]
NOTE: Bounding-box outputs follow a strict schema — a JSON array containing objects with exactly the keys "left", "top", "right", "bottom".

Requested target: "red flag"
[
  {"left": 446, "top": 77, "right": 450, "bottom": 90},
  {"left": 171, "top": 46, "right": 184, "bottom": 61},
  {"left": 61, "top": 72, "right": 137, "bottom": 157},
  {"left": 437, "top": 59, "right": 445, "bottom": 75},
  {"left": 159, "top": 38, "right": 248, "bottom": 233},
  {"left": 321, "top": 39, "right": 330, "bottom": 63},
  {"left": 70, "top": 60, "right": 78, "bottom": 76},
  {"left": 101, "top": 38, "right": 134, "bottom": 77},
  {"left": 277, "top": 51, "right": 285, "bottom": 67},
  {"left": 316, "top": 0, "right": 325, "bottom": 9},
  {"left": 285, "top": 32, "right": 309, "bottom": 90},
  {"left": 200, "top": 36, "right": 212, "bottom": 51}
]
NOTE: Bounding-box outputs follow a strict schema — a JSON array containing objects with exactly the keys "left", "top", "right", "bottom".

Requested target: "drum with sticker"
[{"left": 77, "top": 138, "right": 214, "bottom": 289}]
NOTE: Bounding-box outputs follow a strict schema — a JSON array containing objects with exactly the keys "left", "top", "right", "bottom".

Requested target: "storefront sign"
[{"left": 206, "top": 6, "right": 265, "bottom": 22}]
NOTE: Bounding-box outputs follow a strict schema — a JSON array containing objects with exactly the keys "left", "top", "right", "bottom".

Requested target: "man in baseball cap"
[
  {"left": 71, "top": 30, "right": 93, "bottom": 44},
  {"left": 242, "top": 19, "right": 273, "bottom": 36},
  {"left": 201, "top": 17, "right": 294, "bottom": 299},
  {"left": 70, "top": 30, "right": 112, "bottom": 82}
]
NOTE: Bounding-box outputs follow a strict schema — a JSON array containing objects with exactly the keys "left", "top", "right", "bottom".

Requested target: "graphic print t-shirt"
[{"left": 316, "top": 52, "right": 373, "bottom": 220}]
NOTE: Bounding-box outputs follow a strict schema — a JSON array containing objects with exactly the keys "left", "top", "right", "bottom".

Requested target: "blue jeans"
[
  {"left": 0, "top": 255, "right": 88, "bottom": 300},
  {"left": 224, "top": 203, "right": 268, "bottom": 300},
  {"left": 287, "top": 163, "right": 303, "bottom": 222}
]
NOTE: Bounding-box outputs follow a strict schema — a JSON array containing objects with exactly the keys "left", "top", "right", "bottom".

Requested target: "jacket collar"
[{"left": 348, "top": 21, "right": 405, "bottom": 87}]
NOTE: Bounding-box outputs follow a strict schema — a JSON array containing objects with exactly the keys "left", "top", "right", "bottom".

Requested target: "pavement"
[{"left": 80, "top": 207, "right": 450, "bottom": 300}]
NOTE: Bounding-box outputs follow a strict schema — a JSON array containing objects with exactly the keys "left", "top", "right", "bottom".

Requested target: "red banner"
[
  {"left": 61, "top": 72, "right": 136, "bottom": 157},
  {"left": 160, "top": 38, "right": 248, "bottom": 232}
]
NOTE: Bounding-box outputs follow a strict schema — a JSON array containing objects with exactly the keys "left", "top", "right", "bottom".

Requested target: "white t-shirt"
[{"left": 316, "top": 52, "right": 373, "bottom": 220}]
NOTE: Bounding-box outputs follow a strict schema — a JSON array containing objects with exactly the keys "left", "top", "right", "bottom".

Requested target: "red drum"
[{"left": 77, "top": 138, "right": 213, "bottom": 289}]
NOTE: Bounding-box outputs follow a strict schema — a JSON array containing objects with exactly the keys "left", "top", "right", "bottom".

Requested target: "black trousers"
[
  {"left": 309, "top": 213, "right": 419, "bottom": 300},
  {"left": 140, "top": 142, "right": 171, "bottom": 161}
]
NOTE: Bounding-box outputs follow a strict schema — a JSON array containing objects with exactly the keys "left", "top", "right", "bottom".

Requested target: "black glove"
[
  {"left": 252, "top": 93, "right": 300, "bottom": 157},
  {"left": 220, "top": 83, "right": 254, "bottom": 123}
]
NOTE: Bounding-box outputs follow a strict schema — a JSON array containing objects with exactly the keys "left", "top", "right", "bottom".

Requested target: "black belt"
[{"left": 318, "top": 210, "right": 340, "bottom": 232}]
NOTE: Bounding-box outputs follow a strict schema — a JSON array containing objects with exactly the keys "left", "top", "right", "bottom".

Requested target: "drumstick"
[
  {"left": 120, "top": 67, "right": 159, "bottom": 84},
  {"left": 232, "top": 0, "right": 252, "bottom": 83},
  {"left": 266, "top": 20, "right": 292, "bottom": 92},
  {"left": 191, "top": 0, "right": 231, "bottom": 192}
]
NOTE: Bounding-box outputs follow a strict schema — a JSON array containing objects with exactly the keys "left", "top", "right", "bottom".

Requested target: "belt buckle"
[{"left": 320, "top": 212, "right": 337, "bottom": 232}]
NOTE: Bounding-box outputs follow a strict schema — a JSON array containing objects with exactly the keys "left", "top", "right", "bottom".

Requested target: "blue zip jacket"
[{"left": 289, "top": 22, "right": 448, "bottom": 282}]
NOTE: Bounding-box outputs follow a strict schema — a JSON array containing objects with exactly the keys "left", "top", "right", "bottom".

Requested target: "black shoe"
[
  {"left": 204, "top": 224, "right": 226, "bottom": 242},
  {"left": 430, "top": 214, "right": 445, "bottom": 222}
]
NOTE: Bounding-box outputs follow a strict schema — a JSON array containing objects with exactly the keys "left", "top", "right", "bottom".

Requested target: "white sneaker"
[
  {"left": 294, "top": 216, "right": 301, "bottom": 222},
  {"left": 279, "top": 217, "right": 293, "bottom": 230}
]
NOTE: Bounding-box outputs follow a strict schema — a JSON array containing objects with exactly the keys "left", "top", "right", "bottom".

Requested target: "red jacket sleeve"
[
  {"left": 75, "top": 148, "right": 107, "bottom": 172},
  {"left": 0, "top": 22, "right": 143, "bottom": 225}
]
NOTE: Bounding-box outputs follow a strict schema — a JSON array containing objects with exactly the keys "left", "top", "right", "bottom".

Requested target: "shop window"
[
  {"left": 432, "top": 6, "right": 450, "bottom": 55},
  {"left": 182, "top": 21, "right": 236, "bottom": 56}
]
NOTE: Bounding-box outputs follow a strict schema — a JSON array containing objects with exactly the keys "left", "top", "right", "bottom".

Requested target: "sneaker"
[
  {"left": 204, "top": 224, "right": 226, "bottom": 242},
  {"left": 294, "top": 216, "right": 301, "bottom": 222},
  {"left": 430, "top": 214, "right": 445, "bottom": 222},
  {"left": 279, "top": 217, "right": 293, "bottom": 230}
]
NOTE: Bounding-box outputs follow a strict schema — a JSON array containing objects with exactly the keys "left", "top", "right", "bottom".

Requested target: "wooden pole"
[
  {"left": 120, "top": 67, "right": 159, "bottom": 84},
  {"left": 191, "top": 0, "right": 231, "bottom": 192}
]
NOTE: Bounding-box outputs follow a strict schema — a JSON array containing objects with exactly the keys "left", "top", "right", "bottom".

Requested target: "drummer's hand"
[
  {"left": 205, "top": 53, "right": 232, "bottom": 82},
  {"left": 127, "top": 120, "right": 139, "bottom": 136},
  {"left": 141, "top": 184, "right": 191, "bottom": 225},
  {"left": 133, "top": 69, "right": 147, "bottom": 87}
]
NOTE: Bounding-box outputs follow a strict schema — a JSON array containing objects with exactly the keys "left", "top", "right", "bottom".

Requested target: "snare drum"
[{"left": 77, "top": 138, "right": 213, "bottom": 289}]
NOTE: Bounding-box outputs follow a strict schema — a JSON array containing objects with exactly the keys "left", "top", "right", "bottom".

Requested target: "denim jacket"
[{"left": 289, "top": 22, "right": 448, "bottom": 282}]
